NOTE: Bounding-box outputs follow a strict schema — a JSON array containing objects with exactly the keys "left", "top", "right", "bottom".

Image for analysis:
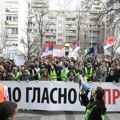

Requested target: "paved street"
[{"left": 17, "top": 110, "right": 120, "bottom": 120}]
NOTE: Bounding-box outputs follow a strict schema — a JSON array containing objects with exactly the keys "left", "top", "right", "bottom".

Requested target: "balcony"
[
  {"left": 45, "top": 32, "right": 56, "bottom": 36},
  {"left": 66, "top": 21, "right": 76, "bottom": 24},
  {"left": 5, "top": 21, "right": 18, "bottom": 26},
  {"left": 66, "top": 26, "right": 77, "bottom": 30},
  {"left": 6, "top": 34, "right": 18, "bottom": 39},
  {"left": 6, "top": 8, "right": 18, "bottom": 13},
  {"left": 66, "top": 33, "right": 77, "bottom": 37}
]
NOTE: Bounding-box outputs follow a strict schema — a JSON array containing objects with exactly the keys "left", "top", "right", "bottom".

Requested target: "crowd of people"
[{"left": 0, "top": 55, "right": 120, "bottom": 83}]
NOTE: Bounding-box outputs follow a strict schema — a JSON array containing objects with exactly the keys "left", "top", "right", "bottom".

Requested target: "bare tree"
[
  {"left": 97, "top": 0, "right": 120, "bottom": 55},
  {"left": 19, "top": 21, "right": 37, "bottom": 60},
  {"left": 29, "top": 0, "right": 50, "bottom": 48}
]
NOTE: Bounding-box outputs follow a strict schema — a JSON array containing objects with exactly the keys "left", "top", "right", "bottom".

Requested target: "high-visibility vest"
[
  {"left": 75, "top": 71, "right": 80, "bottom": 76},
  {"left": 84, "top": 76, "right": 88, "bottom": 82},
  {"left": 38, "top": 73, "right": 41, "bottom": 80},
  {"left": 0, "top": 84, "right": 4, "bottom": 103},
  {"left": 19, "top": 71, "right": 22, "bottom": 76},
  {"left": 32, "top": 70, "right": 35, "bottom": 76},
  {"left": 50, "top": 70, "right": 57, "bottom": 81},
  {"left": 85, "top": 67, "right": 93, "bottom": 79},
  {"left": 61, "top": 70, "right": 68, "bottom": 81},
  {"left": 84, "top": 105, "right": 104, "bottom": 120},
  {"left": 11, "top": 72, "right": 20, "bottom": 79}
]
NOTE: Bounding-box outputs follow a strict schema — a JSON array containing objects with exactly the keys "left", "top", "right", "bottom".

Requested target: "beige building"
[
  {"left": 44, "top": 10, "right": 78, "bottom": 44},
  {"left": 29, "top": 9, "right": 79, "bottom": 47}
]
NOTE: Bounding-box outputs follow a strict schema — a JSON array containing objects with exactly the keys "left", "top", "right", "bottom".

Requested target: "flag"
[
  {"left": 86, "top": 47, "right": 94, "bottom": 56},
  {"left": 71, "top": 40, "right": 80, "bottom": 57},
  {"left": 92, "top": 43, "right": 98, "bottom": 58},
  {"left": 41, "top": 42, "right": 53, "bottom": 57},
  {"left": 40, "top": 46, "right": 45, "bottom": 55},
  {"left": 102, "top": 36, "right": 115, "bottom": 49},
  {"left": 72, "top": 40, "right": 80, "bottom": 52}
]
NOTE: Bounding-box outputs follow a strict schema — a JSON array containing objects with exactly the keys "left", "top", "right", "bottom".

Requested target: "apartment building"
[
  {"left": 30, "top": 9, "right": 79, "bottom": 47},
  {"left": 45, "top": 10, "right": 78, "bottom": 44},
  {"left": 79, "top": 0, "right": 105, "bottom": 51},
  {"left": 0, "top": 0, "right": 18, "bottom": 58}
]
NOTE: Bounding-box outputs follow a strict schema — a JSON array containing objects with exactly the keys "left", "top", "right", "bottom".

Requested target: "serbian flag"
[
  {"left": 102, "top": 36, "right": 115, "bottom": 49},
  {"left": 73, "top": 40, "right": 80, "bottom": 52},
  {"left": 71, "top": 40, "right": 80, "bottom": 57},
  {"left": 41, "top": 42, "right": 53, "bottom": 57}
]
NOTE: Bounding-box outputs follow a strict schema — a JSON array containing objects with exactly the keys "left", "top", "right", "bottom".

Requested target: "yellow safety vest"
[
  {"left": 84, "top": 105, "right": 104, "bottom": 120},
  {"left": 11, "top": 72, "right": 20, "bottom": 79},
  {"left": 61, "top": 70, "right": 68, "bottom": 81},
  {"left": 50, "top": 70, "right": 57, "bottom": 81},
  {"left": 85, "top": 67, "right": 93, "bottom": 80}
]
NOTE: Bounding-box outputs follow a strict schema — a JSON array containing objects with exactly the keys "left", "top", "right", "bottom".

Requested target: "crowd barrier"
[{"left": 1, "top": 81, "right": 120, "bottom": 111}]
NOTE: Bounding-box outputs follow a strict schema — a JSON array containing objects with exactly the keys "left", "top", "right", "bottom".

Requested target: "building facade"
[
  {"left": 29, "top": 9, "right": 79, "bottom": 47},
  {"left": 44, "top": 10, "right": 78, "bottom": 44},
  {"left": 79, "top": 0, "right": 106, "bottom": 51},
  {"left": 0, "top": 0, "right": 29, "bottom": 59},
  {"left": 0, "top": 0, "right": 19, "bottom": 58}
]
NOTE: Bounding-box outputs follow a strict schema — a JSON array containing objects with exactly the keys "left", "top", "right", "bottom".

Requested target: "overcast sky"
[{"left": 49, "top": 0, "right": 81, "bottom": 10}]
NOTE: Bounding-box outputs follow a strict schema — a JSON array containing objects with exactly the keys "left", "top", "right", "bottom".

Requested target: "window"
[
  {"left": 12, "top": 43, "right": 18, "bottom": 46},
  {"left": 58, "top": 39, "right": 62, "bottom": 42},
  {"left": 6, "top": 28, "right": 18, "bottom": 34},
  {"left": 6, "top": 16, "right": 12, "bottom": 20},
  {"left": 58, "top": 33, "right": 62, "bottom": 36},
  {"left": 6, "top": 15, "right": 18, "bottom": 21}
]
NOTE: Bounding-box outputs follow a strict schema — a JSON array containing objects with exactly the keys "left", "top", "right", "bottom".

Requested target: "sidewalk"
[{"left": 17, "top": 111, "right": 120, "bottom": 120}]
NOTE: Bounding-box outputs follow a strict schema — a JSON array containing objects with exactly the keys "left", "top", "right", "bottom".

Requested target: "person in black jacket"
[
  {"left": 105, "top": 69, "right": 118, "bottom": 82},
  {"left": 82, "top": 86, "right": 106, "bottom": 120},
  {"left": 0, "top": 101, "right": 18, "bottom": 120}
]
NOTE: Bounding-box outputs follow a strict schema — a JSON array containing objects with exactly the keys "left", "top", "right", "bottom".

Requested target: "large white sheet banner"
[
  {"left": 14, "top": 55, "right": 25, "bottom": 66},
  {"left": 1, "top": 81, "right": 120, "bottom": 111},
  {"left": 53, "top": 49, "right": 65, "bottom": 57}
]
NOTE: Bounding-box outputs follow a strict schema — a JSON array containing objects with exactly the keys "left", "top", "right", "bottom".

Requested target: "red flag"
[
  {"left": 102, "top": 35, "right": 115, "bottom": 49},
  {"left": 107, "top": 36, "right": 115, "bottom": 45}
]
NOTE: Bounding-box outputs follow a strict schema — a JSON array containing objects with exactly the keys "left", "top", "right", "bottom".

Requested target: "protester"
[
  {"left": 0, "top": 101, "right": 18, "bottom": 120},
  {"left": 83, "top": 86, "right": 106, "bottom": 120},
  {"left": 0, "top": 83, "right": 8, "bottom": 103},
  {"left": 0, "top": 55, "right": 119, "bottom": 83},
  {"left": 105, "top": 69, "right": 118, "bottom": 82},
  {"left": 41, "top": 69, "right": 51, "bottom": 81},
  {"left": 56, "top": 62, "right": 62, "bottom": 81},
  {"left": 87, "top": 71, "right": 99, "bottom": 82},
  {"left": 84, "top": 63, "right": 93, "bottom": 80},
  {"left": 19, "top": 69, "right": 33, "bottom": 81},
  {"left": 67, "top": 70, "right": 75, "bottom": 81},
  {"left": 11, "top": 66, "right": 20, "bottom": 80},
  {"left": 49, "top": 63, "right": 57, "bottom": 81},
  {"left": 0, "top": 71, "right": 10, "bottom": 81}
]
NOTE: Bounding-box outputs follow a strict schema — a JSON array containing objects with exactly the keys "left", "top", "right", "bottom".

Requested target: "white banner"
[
  {"left": 53, "top": 49, "right": 65, "bottom": 57},
  {"left": 1, "top": 81, "right": 120, "bottom": 111},
  {"left": 14, "top": 55, "right": 25, "bottom": 66}
]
